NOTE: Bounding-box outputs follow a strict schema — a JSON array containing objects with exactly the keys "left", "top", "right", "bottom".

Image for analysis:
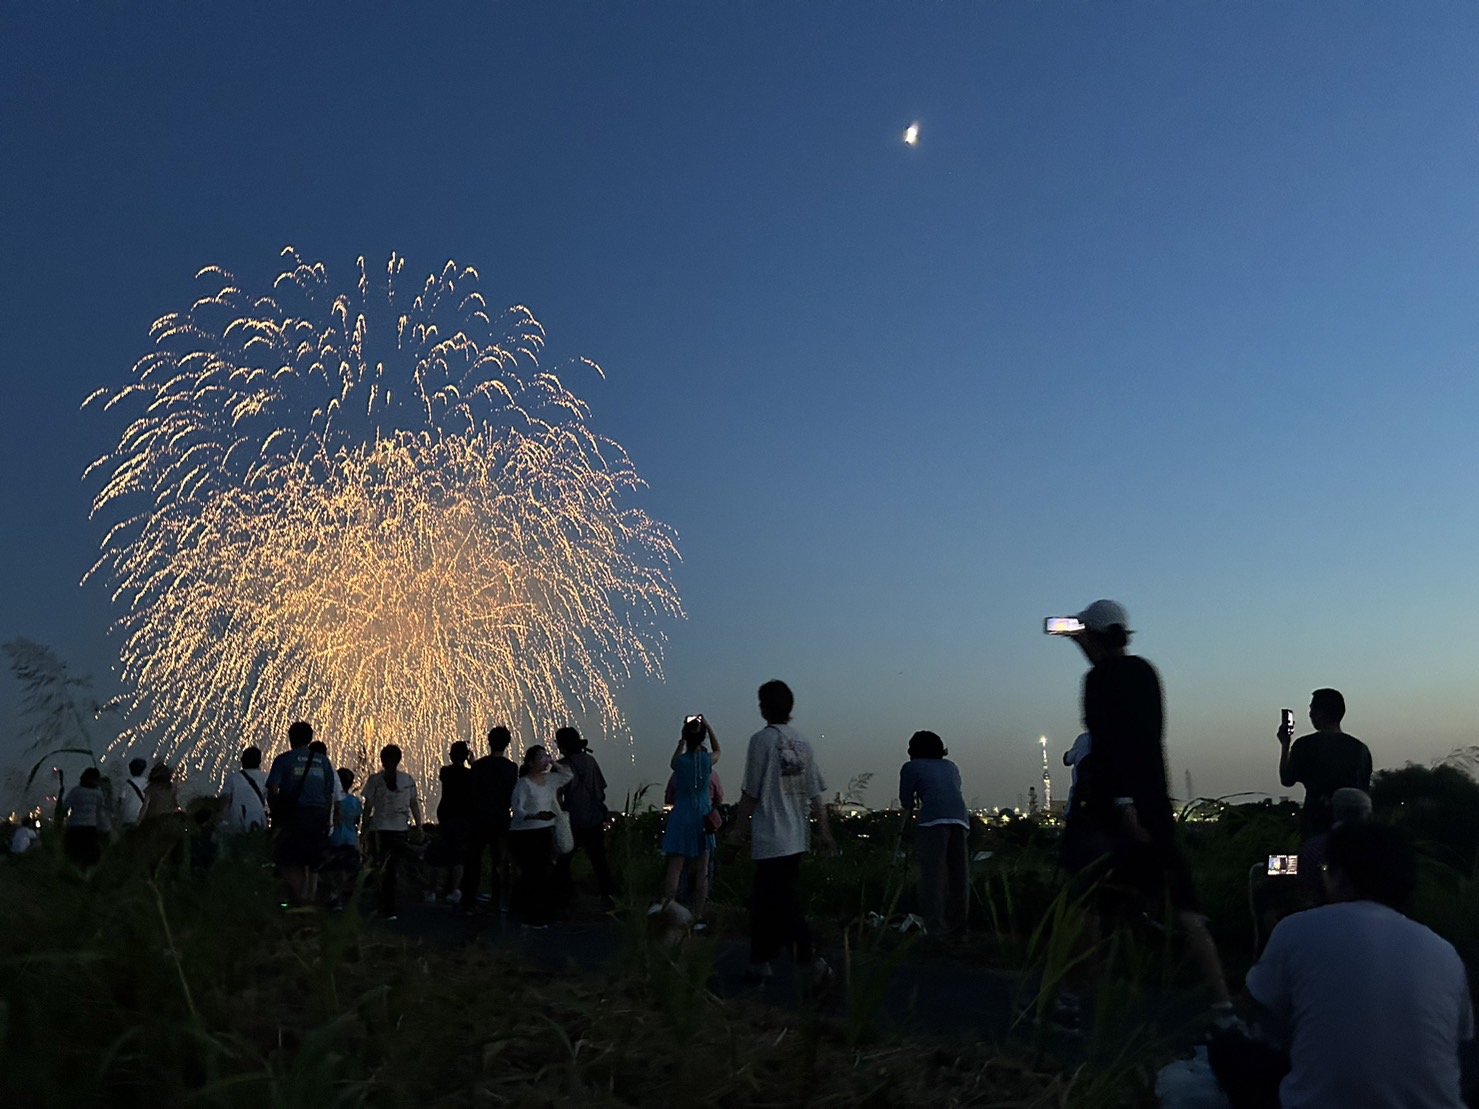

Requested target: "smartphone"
[
  {"left": 684, "top": 714, "right": 702, "bottom": 725},
  {"left": 1280, "top": 708, "right": 1295, "bottom": 737},
  {"left": 1044, "top": 617, "right": 1085, "bottom": 636},
  {"left": 1267, "top": 854, "right": 1299, "bottom": 877}
]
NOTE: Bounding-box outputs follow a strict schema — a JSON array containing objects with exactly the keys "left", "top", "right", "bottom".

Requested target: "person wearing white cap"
[{"left": 1058, "top": 598, "right": 1231, "bottom": 1009}]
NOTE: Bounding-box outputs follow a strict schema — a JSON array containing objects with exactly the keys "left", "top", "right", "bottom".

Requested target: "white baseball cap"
[{"left": 1077, "top": 598, "right": 1130, "bottom": 633}]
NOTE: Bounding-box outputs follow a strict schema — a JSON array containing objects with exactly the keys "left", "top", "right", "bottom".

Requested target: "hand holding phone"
[{"left": 1278, "top": 708, "right": 1295, "bottom": 744}]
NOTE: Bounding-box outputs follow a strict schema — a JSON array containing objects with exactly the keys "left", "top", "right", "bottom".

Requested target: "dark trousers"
[
  {"left": 373, "top": 831, "right": 411, "bottom": 916},
  {"left": 64, "top": 826, "right": 102, "bottom": 868},
  {"left": 553, "top": 824, "right": 617, "bottom": 902},
  {"left": 750, "top": 853, "right": 811, "bottom": 965},
  {"left": 915, "top": 823, "right": 970, "bottom": 936},
  {"left": 510, "top": 828, "right": 556, "bottom": 925},
  {"left": 461, "top": 824, "right": 508, "bottom": 910}
]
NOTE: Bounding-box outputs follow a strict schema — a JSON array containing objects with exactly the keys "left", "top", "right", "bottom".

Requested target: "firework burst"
[{"left": 85, "top": 248, "right": 682, "bottom": 787}]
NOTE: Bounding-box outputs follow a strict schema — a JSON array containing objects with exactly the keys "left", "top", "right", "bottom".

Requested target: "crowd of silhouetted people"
[{"left": 8, "top": 597, "right": 1475, "bottom": 1108}]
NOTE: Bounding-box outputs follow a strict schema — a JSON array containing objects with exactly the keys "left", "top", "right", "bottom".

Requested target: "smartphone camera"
[
  {"left": 1044, "top": 617, "right": 1085, "bottom": 636},
  {"left": 685, "top": 714, "right": 702, "bottom": 725}
]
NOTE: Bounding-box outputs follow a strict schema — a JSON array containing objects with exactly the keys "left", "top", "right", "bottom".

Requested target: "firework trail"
[{"left": 84, "top": 249, "right": 682, "bottom": 787}]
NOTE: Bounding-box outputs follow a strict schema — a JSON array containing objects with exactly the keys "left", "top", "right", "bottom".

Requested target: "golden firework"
[{"left": 85, "top": 249, "right": 682, "bottom": 787}]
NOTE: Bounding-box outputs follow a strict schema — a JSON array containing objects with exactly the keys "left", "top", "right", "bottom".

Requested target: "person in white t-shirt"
[
  {"left": 509, "top": 745, "right": 573, "bottom": 927},
  {"left": 361, "top": 744, "right": 424, "bottom": 921},
  {"left": 116, "top": 757, "right": 148, "bottom": 828},
  {"left": 1232, "top": 822, "right": 1474, "bottom": 1109},
  {"left": 9, "top": 819, "right": 40, "bottom": 855},
  {"left": 219, "top": 746, "right": 269, "bottom": 838},
  {"left": 728, "top": 679, "right": 836, "bottom": 987}
]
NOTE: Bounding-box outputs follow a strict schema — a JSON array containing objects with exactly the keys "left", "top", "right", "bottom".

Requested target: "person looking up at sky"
[
  {"left": 462, "top": 726, "right": 519, "bottom": 914},
  {"left": 436, "top": 740, "right": 473, "bottom": 905},
  {"left": 115, "top": 757, "right": 148, "bottom": 829},
  {"left": 63, "top": 766, "right": 111, "bottom": 867},
  {"left": 266, "top": 721, "right": 339, "bottom": 906},
  {"left": 1278, "top": 688, "right": 1372, "bottom": 842},
  {"left": 659, "top": 714, "right": 721, "bottom": 923},
  {"left": 361, "top": 743, "right": 423, "bottom": 921}
]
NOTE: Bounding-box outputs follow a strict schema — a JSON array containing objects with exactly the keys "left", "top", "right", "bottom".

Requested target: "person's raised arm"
[
  {"left": 706, "top": 720, "right": 721, "bottom": 766},
  {"left": 1278, "top": 732, "right": 1298, "bottom": 789},
  {"left": 670, "top": 735, "right": 687, "bottom": 772}
]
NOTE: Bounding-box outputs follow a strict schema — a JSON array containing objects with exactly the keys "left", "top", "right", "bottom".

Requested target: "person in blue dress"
[{"left": 660, "top": 714, "right": 722, "bottom": 921}]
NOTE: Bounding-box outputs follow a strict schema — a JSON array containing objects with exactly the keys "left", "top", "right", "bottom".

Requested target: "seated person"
[
  {"left": 1296, "top": 786, "right": 1371, "bottom": 904},
  {"left": 1225, "top": 822, "right": 1473, "bottom": 1109}
]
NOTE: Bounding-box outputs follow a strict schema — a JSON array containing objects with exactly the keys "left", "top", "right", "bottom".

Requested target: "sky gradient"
[{"left": 4, "top": 4, "right": 1479, "bottom": 810}]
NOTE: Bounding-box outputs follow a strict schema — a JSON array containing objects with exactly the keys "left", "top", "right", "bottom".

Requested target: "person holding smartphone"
[
  {"left": 1056, "top": 599, "right": 1230, "bottom": 1010},
  {"left": 1277, "top": 690, "right": 1372, "bottom": 843},
  {"left": 659, "top": 714, "right": 721, "bottom": 922}
]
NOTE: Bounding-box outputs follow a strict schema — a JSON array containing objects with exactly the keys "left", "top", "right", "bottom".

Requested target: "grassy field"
[{"left": 3, "top": 773, "right": 1476, "bottom": 1107}]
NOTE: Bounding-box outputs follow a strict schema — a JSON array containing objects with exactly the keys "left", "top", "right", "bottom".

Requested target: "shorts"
[{"left": 275, "top": 805, "right": 330, "bottom": 868}]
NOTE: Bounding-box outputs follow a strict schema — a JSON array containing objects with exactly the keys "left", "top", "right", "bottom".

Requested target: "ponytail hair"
[{"left": 380, "top": 744, "right": 402, "bottom": 790}]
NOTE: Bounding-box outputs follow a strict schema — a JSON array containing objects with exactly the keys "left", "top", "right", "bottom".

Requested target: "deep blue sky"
[{"left": 4, "top": 3, "right": 1479, "bottom": 809}]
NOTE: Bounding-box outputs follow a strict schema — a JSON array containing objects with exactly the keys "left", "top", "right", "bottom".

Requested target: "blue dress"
[{"left": 661, "top": 750, "right": 712, "bottom": 858}]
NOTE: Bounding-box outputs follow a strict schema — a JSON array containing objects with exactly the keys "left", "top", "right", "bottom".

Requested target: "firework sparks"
[{"left": 85, "top": 249, "right": 682, "bottom": 787}]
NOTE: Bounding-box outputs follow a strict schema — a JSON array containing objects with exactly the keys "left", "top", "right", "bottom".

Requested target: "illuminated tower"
[{"left": 1039, "top": 735, "right": 1053, "bottom": 812}]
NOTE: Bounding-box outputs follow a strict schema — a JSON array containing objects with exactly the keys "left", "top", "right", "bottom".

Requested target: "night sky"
[{"left": 5, "top": 4, "right": 1479, "bottom": 810}]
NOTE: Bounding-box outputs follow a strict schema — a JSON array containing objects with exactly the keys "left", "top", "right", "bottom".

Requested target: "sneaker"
[
  {"left": 445, "top": 890, "right": 463, "bottom": 906},
  {"left": 422, "top": 891, "right": 436, "bottom": 904},
  {"left": 385, "top": 914, "right": 399, "bottom": 922}
]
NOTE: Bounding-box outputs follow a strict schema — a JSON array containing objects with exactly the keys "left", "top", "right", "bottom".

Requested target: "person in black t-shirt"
[
  {"left": 461, "top": 726, "right": 520, "bottom": 913},
  {"left": 1061, "top": 598, "right": 1230, "bottom": 1008},
  {"left": 1278, "top": 688, "right": 1371, "bottom": 841}
]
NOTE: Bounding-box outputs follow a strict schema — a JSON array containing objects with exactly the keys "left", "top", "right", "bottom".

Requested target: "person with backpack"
[{"left": 266, "top": 721, "right": 339, "bottom": 905}]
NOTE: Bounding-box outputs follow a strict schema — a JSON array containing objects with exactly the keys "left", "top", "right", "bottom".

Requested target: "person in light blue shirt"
[
  {"left": 330, "top": 768, "right": 363, "bottom": 849},
  {"left": 899, "top": 730, "right": 970, "bottom": 939},
  {"left": 324, "top": 767, "right": 363, "bottom": 909}
]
